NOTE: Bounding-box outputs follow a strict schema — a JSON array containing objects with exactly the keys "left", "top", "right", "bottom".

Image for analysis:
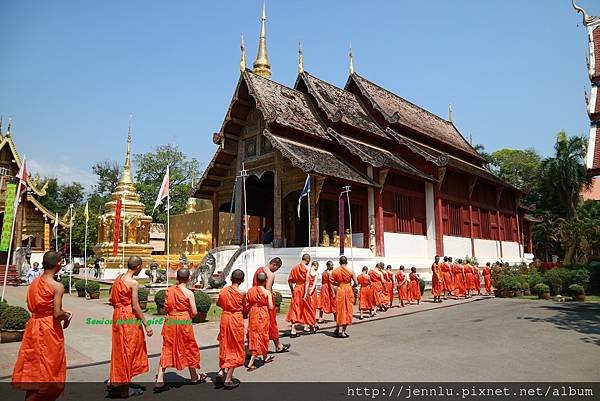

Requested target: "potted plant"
[
  {"left": 522, "top": 281, "right": 531, "bottom": 296},
  {"left": 273, "top": 291, "right": 283, "bottom": 313},
  {"left": 154, "top": 289, "right": 166, "bottom": 315},
  {"left": 138, "top": 287, "right": 149, "bottom": 310},
  {"left": 0, "top": 305, "right": 30, "bottom": 343},
  {"left": 509, "top": 278, "right": 522, "bottom": 297},
  {"left": 193, "top": 290, "right": 212, "bottom": 323},
  {"left": 494, "top": 275, "right": 509, "bottom": 298},
  {"left": 85, "top": 281, "right": 101, "bottom": 299},
  {"left": 74, "top": 280, "right": 86, "bottom": 297},
  {"left": 568, "top": 284, "right": 585, "bottom": 302},
  {"left": 534, "top": 283, "right": 551, "bottom": 300}
]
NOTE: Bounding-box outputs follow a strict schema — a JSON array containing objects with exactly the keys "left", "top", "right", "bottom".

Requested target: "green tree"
[
  {"left": 133, "top": 144, "right": 200, "bottom": 223},
  {"left": 91, "top": 160, "right": 120, "bottom": 200},
  {"left": 490, "top": 148, "right": 541, "bottom": 206},
  {"left": 538, "top": 132, "right": 591, "bottom": 220},
  {"left": 532, "top": 212, "right": 561, "bottom": 262},
  {"left": 473, "top": 143, "right": 492, "bottom": 163},
  {"left": 37, "top": 178, "right": 84, "bottom": 216}
]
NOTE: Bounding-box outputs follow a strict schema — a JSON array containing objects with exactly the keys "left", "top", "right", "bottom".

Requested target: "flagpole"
[
  {"left": 55, "top": 213, "right": 58, "bottom": 251},
  {"left": 307, "top": 177, "right": 311, "bottom": 254},
  {"left": 342, "top": 186, "right": 354, "bottom": 272},
  {"left": 241, "top": 164, "right": 248, "bottom": 281},
  {"left": 1, "top": 178, "right": 21, "bottom": 302},
  {"left": 166, "top": 193, "right": 170, "bottom": 289},
  {"left": 84, "top": 204, "right": 88, "bottom": 287},
  {"left": 122, "top": 197, "right": 125, "bottom": 272},
  {"left": 69, "top": 204, "right": 73, "bottom": 294}
]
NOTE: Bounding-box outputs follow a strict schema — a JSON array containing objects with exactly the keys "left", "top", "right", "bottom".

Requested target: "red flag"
[
  {"left": 16, "top": 159, "right": 28, "bottom": 200},
  {"left": 339, "top": 194, "right": 345, "bottom": 255},
  {"left": 153, "top": 165, "right": 169, "bottom": 211},
  {"left": 113, "top": 199, "right": 122, "bottom": 256}
]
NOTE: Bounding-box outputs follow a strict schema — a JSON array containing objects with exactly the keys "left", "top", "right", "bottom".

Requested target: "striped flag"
[
  {"left": 16, "top": 159, "right": 28, "bottom": 201},
  {"left": 297, "top": 174, "right": 310, "bottom": 219},
  {"left": 52, "top": 212, "right": 59, "bottom": 238},
  {"left": 84, "top": 201, "right": 89, "bottom": 223},
  {"left": 153, "top": 165, "right": 170, "bottom": 211}
]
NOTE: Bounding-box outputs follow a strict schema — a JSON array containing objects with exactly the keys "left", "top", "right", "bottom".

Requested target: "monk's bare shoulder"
[
  {"left": 182, "top": 286, "right": 194, "bottom": 297},
  {"left": 49, "top": 278, "right": 63, "bottom": 293}
]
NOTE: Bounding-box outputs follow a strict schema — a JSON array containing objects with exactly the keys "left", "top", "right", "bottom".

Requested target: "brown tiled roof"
[
  {"left": 349, "top": 73, "right": 483, "bottom": 160},
  {"left": 297, "top": 72, "right": 388, "bottom": 139},
  {"left": 244, "top": 71, "right": 330, "bottom": 141},
  {"left": 263, "top": 130, "right": 377, "bottom": 187},
  {"left": 327, "top": 129, "right": 435, "bottom": 182}
]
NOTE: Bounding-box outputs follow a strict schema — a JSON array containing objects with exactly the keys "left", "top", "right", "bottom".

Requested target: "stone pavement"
[{"left": 0, "top": 283, "right": 486, "bottom": 379}]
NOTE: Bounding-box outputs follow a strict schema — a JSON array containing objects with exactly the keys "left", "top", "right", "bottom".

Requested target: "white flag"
[
  {"left": 153, "top": 165, "right": 170, "bottom": 211},
  {"left": 52, "top": 212, "right": 59, "bottom": 237}
]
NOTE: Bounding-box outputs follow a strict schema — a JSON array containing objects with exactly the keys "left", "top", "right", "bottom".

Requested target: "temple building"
[
  {"left": 573, "top": 1, "right": 600, "bottom": 200},
  {"left": 192, "top": 5, "right": 527, "bottom": 285}
]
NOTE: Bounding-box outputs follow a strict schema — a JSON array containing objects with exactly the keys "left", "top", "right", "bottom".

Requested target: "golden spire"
[
  {"left": 240, "top": 33, "right": 247, "bottom": 72},
  {"left": 119, "top": 114, "right": 134, "bottom": 185},
  {"left": 448, "top": 104, "right": 453, "bottom": 123},
  {"left": 349, "top": 45, "right": 355, "bottom": 75},
  {"left": 252, "top": 1, "right": 272, "bottom": 79},
  {"left": 298, "top": 41, "right": 304, "bottom": 74}
]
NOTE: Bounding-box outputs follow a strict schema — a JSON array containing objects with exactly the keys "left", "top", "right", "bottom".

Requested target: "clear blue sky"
[{"left": 0, "top": 0, "right": 594, "bottom": 188}]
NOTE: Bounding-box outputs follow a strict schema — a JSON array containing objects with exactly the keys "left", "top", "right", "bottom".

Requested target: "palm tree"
[
  {"left": 532, "top": 214, "right": 560, "bottom": 261},
  {"left": 539, "top": 132, "right": 591, "bottom": 220}
]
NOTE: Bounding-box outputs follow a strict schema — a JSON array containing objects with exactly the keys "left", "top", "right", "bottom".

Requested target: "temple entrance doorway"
[{"left": 284, "top": 190, "right": 308, "bottom": 247}]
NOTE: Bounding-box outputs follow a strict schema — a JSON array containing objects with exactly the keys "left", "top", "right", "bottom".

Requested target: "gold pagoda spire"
[
  {"left": 298, "top": 41, "right": 304, "bottom": 74},
  {"left": 240, "top": 33, "right": 247, "bottom": 72},
  {"left": 252, "top": 1, "right": 272, "bottom": 79},
  {"left": 349, "top": 45, "right": 355, "bottom": 75},
  {"left": 119, "top": 115, "right": 134, "bottom": 185}
]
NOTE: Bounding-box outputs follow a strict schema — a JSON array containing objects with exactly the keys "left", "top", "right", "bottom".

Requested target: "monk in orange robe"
[
  {"left": 473, "top": 263, "right": 482, "bottom": 295},
  {"left": 12, "top": 251, "right": 71, "bottom": 401},
  {"left": 216, "top": 269, "right": 245, "bottom": 390},
  {"left": 300, "top": 261, "right": 319, "bottom": 333},
  {"left": 385, "top": 265, "right": 395, "bottom": 307},
  {"left": 318, "top": 261, "right": 336, "bottom": 323},
  {"left": 408, "top": 267, "right": 421, "bottom": 304},
  {"left": 108, "top": 256, "right": 152, "bottom": 397},
  {"left": 395, "top": 265, "right": 409, "bottom": 307},
  {"left": 464, "top": 261, "right": 474, "bottom": 298},
  {"left": 332, "top": 256, "right": 357, "bottom": 338},
  {"left": 482, "top": 262, "right": 492, "bottom": 295},
  {"left": 357, "top": 266, "right": 374, "bottom": 319},
  {"left": 431, "top": 256, "right": 443, "bottom": 303},
  {"left": 286, "top": 253, "right": 311, "bottom": 337},
  {"left": 252, "top": 257, "right": 289, "bottom": 353},
  {"left": 154, "top": 268, "right": 203, "bottom": 393},
  {"left": 441, "top": 256, "right": 454, "bottom": 298},
  {"left": 246, "top": 271, "right": 275, "bottom": 371},
  {"left": 451, "top": 258, "right": 466, "bottom": 298},
  {"left": 369, "top": 263, "right": 387, "bottom": 311}
]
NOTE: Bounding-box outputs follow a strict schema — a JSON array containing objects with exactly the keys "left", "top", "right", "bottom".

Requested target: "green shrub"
[
  {"left": 586, "top": 261, "right": 600, "bottom": 293},
  {"left": 85, "top": 281, "right": 100, "bottom": 294},
  {"left": 534, "top": 283, "right": 550, "bottom": 295},
  {"left": 138, "top": 287, "right": 149, "bottom": 302},
  {"left": 273, "top": 291, "right": 283, "bottom": 305},
  {"left": 194, "top": 290, "right": 212, "bottom": 313},
  {"left": 507, "top": 276, "right": 522, "bottom": 291},
  {"left": 544, "top": 268, "right": 568, "bottom": 295},
  {"left": 527, "top": 270, "right": 545, "bottom": 291},
  {"left": 419, "top": 278, "right": 426, "bottom": 295},
  {"left": 521, "top": 281, "right": 530, "bottom": 291},
  {"left": 154, "top": 289, "right": 166, "bottom": 307},
  {"left": 60, "top": 277, "right": 71, "bottom": 291},
  {"left": 564, "top": 268, "right": 590, "bottom": 290},
  {"left": 0, "top": 299, "right": 9, "bottom": 324},
  {"left": 494, "top": 274, "right": 510, "bottom": 290},
  {"left": 568, "top": 284, "right": 585, "bottom": 296},
  {"left": 74, "top": 280, "right": 86, "bottom": 292},
  {"left": 0, "top": 305, "right": 30, "bottom": 330}
]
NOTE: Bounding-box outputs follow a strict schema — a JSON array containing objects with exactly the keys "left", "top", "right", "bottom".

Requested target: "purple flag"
[{"left": 339, "top": 194, "right": 345, "bottom": 255}]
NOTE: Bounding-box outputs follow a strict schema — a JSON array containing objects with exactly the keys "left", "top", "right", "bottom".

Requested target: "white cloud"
[{"left": 28, "top": 159, "right": 96, "bottom": 190}]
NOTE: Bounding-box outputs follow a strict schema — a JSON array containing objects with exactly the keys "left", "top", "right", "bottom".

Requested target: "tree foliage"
[{"left": 490, "top": 148, "right": 541, "bottom": 206}]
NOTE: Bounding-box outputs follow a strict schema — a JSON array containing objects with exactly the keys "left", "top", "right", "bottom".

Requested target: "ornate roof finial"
[
  {"left": 0, "top": 116, "right": 3, "bottom": 136},
  {"left": 119, "top": 114, "right": 134, "bottom": 185},
  {"left": 349, "top": 44, "right": 355, "bottom": 75},
  {"left": 253, "top": 0, "right": 272, "bottom": 79},
  {"left": 6, "top": 117, "right": 12, "bottom": 137},
  {"left": 448, "top": 104, "right": 453, "bottom": 123},
  {"left": 240, "top": 33, "right": 247, "bottom": 72},
  {"left": 298, "top": 41, "right": 304, "bottom": 74},
  {"left": 572, "top": 0, "right": 597, "bottom": 26}
]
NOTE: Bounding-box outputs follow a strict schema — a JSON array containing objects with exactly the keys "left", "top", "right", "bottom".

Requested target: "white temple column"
[{"left": 425, "top": 182, "right": 437, "bottom": 257}]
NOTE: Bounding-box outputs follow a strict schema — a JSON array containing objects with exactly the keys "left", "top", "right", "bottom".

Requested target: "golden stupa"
[{"left": 93, "top": 125, "right": 154, "bottom": 268}]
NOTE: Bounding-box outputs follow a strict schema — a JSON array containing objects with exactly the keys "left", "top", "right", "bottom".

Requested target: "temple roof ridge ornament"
[
  {"left": 240, "top": 33, "right": 247, "bottom": 73},
  {"left": 298, "top": 41, "right": 304, "bottom": 75},
  {"left": 349, "top": 44, "right": 355, "bottom": 75},
  {"left": 572, "top": 0, "right": 600, "bottom": 27},
  {"left": 252, "top": 1, "right": 271, "bottom": 79}
]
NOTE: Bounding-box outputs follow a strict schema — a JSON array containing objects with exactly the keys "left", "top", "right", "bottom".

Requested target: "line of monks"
[{"left": 11, "top": 251, "right": 494, "bottom": 400}]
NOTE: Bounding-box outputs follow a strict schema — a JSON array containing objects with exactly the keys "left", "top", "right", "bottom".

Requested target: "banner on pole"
[
  {"left": 338, "top": 194, "right": 345, "bottom": 256},
  {"left": 0, "top": 184, "right": 17, "bottom": 251},
  {"left": 112, "top": 199, "right": 122, "bottom": 256}
]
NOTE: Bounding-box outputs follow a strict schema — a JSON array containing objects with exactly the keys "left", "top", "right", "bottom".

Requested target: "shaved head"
[
  {"left": 177, "top": 268, "right": 190, "bottom": 282},
  {"left": 256, "top": 271, "right": 267, "bottom": 285},
  {"left": 302, "top": 253, "right": 311, "bottom": 263},
  {"left": 269, "top": 257, "right": 282, "bottom": 270},
  {"left": 127, "top": 256, "right": 142, "bottom": 270},
  {"left": 231, "top": 269, "right": 245, "bottom": 284}
]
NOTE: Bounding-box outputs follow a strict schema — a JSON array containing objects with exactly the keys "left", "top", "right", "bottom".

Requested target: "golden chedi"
[{"left": 93, "top": 126, "right": 154, "bottom": 271}]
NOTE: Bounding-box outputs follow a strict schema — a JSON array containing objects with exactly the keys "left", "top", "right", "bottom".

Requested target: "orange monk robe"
[
  {"left": 431, "top": 263, "right": 443, "bottom": 297},
  {"left": 384, "top": 271, "right": 394, "bottom": 303},
  {"left": 319, "top": 270, "right": 336, "bottom": 314},
  {"left": 408, "top": 272, "right": 421, "bottom": 301},
  {"left": 332, "top": 267, "right": 354, "bottom": 326},
  {"left": 109, "top": 275, "right": 149, "bottom": 386},
  {"left": 357, "top": 273, "right": 373, "bottom": 311},
  {"left": 12, "top": 277, "right": 66, "bottom": 398},
  {"left": 217, "top": 286, "right": 245, "bottom": 369},
  {"left": 300, "top": 274, "right": 317, "bottom": 326},
  {"left": 253, "top": 267, "right": 279, "bottom": 340},
  {"left": 482, "top": 266, "right": 492, "bottom": 293},
  {"left": 159, "top": 286, "right": 200, "bottom": 371},
  {"left": 440, "top": 262, "right": 453, "bottom": 292},
  {"left": 395, "top": 271, "right": 409, "bottom": 301},
  {"left": 464, "top": 264, "right": 475, "bottom": 291},
  {"left": 246, "top": 286, "right": 270, "bottom": 357},
  {"left": 472, "top": 266, "right": 481, "bottom": 292},
  {"left": 368, "top": 270, "right": 386, "bottom": 307},
  {"left": 452, "top": 264, "right": 466, "bottom": 297},
  {"left": 285, "top": 263, "right": 308, "bottom": 324}
]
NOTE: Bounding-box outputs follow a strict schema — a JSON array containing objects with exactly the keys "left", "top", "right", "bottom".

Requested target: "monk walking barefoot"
[
  {"left": 441, "top": 256, "right": 453, "bottom": 298},
  {"left": 252, "top": 258, "right": 290, "bottom": 353},
  {"left": 431, "top": 256, "right": 443, "bottom": 303},
  {"left": 12, "top": 251, "right": 72, "bottom": 401},
  {"left": 216, "top": 269, "right": 246, "bottom": 390},
  {"left": 385, "top": 265, "right": 395, "bottom": 308},
  {"left": 473, "top": 262, "right": 482, "bottom": 295},
  {"left": 483, "top": 262, "right": 492, "bottom": 295},
  {"left": 395, "top": 266, "right": 409, "bottom": 307},
  {"left": 332, "top": 256, "right": 357, "bottom": 338},
  {"left": 108, "top": 256, "right": 152, "bottom": 398},
  {"left": 357, "top": 266, "right": 374, "bottom": 319},
  {"left": 369, "top": 263, "right": 387, "bottom": 311},
  {"left": 286, "top": 254, "right": 311, "bottom": 337},
  {"left": 408, "top": 267, "right": 421, "bottom": 305},
  {"left": 154, "top": 268, "right": 204, "bottom": 393},
  {"left": 318, "top": 261, "right": 336, "bottom": 323},
  {"left": 301, "top": 261, "right": 319, "bottom": 334},
  {"left": 246, "top": 272, "right": 274, "bottom": 371}
]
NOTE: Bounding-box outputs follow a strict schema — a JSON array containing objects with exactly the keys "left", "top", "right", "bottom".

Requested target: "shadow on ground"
[{"left": 519, "top": 303, "right": 600, "bottom": 346}]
